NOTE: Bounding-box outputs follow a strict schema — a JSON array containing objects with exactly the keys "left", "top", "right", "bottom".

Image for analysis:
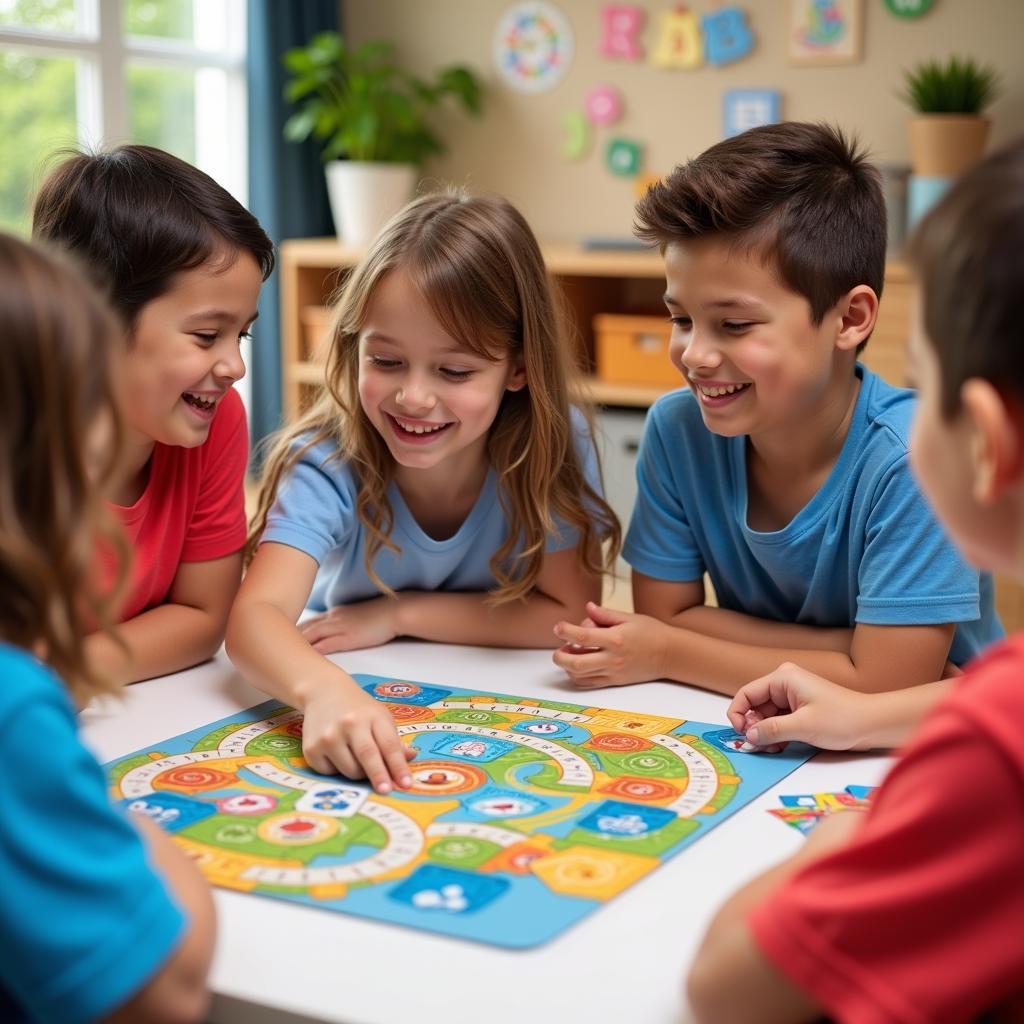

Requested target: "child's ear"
[
  {"left": 961, "top": 378, "right": 1023, "bottom": 504},
  {"left": 834, "top": 285, "right": 879, "bottom": 352},
  {"left": 505, "top": 359, "right": 527, "bottom": 393}
]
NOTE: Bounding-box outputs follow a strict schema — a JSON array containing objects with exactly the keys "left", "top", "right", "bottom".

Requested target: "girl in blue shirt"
[
  {"left": 230, "top": 190, "right": 620, "bottom": 795},
  {"left": 0, "top": 234, "right": 214, "bottom": 1023}
]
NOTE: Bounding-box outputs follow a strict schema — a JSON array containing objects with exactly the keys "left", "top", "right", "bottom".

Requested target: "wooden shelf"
[{"left": 278, "top": 237, "right": 914, "bottom": 419}]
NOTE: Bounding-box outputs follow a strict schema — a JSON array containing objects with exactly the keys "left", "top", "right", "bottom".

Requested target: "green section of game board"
[
  {"left": 191, "top": 724, "right": 242, "bottom": 751},
  {"left": 427, "top": 836, "right": 503, "bottom": 868},
  {"left": 558, "top": 816, "right": 699, "bottom": 856},
  {"left": 598, "top": 749, "right": 688, "bottom": 779},
  {"left": 527, "top": 761, "right": 595, "bottom": 792},
  {"left": 244, "top": 732, "right": 304, "bottom": 757},
  {"left": 181, "top": 813, "right": 386, "bottom": 862},
  {"left": 692, "top": 739, "right": 734, "bottom": 776},
  {"left": 108, "top": 753, "right": 159, "bottom": 783},
  {"left": 435, "top": 710, "right": 511, "bottom": 726}
]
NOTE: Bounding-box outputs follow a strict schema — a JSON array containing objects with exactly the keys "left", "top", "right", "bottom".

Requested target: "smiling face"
[
  {"left": 663, "top": 238, "right": 853, "bottom": 441},
  {"left": 121, "top": 249, "right": 261, "bottom": 456},
  {"left": 356, "top": 268, "right": 525, "bottom": 481}
]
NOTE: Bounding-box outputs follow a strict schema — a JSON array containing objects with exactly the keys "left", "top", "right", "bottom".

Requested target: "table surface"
[{"left": 81, "top": 643, "right": 890, "bottom": 1024}]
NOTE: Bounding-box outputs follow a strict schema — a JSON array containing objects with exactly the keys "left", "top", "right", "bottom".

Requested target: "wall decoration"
[
  {"left": 561, "top": 110, "right": 590, "bottom": 159},
  {"left": 494, "top": 2, "right": 575, "bottom": 93},
  {"left": 585, "top": 85, "right": 624, "bottom": 125},
  {"left": 650, "top": 8, "right": 702, "bottom": 69},
  {"left": 606, "top": 138, "right": 644, "bottom": 176},
  {"left": 884, "top": 0, "right": 933, "bottom": 17},
  {"left": 723, "top": 89, "right": 781, "bottom": 137},
  {"left": 787, "top": 0, "right": 863, "bottom": 65},
  {"left": 599, "top": 4, "right": 645, "bottom": 60},
  {"left": 633, "top": 172, "right": 662, "bottom": 199},
  {"left": 702, "top": 7, "right": 755, "bottom": 67}
]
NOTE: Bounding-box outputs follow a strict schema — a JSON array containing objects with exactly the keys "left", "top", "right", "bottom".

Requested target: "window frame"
[{"left": 0, "top": 0, "right": 248, "bottom": 204}]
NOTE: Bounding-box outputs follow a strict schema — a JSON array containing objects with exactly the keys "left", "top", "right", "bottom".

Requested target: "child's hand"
[
  {"left": 300, "top": 683, "right": 415, "bottom": 794},
  {"left": 552, "top": 601, "right": 670, "bottom": 687},
  {"left": 728, "top": 662, "right": 872, "bottom": 751},
  {"left": 300, "top": 597, "right": 398, "bottom": 654}
]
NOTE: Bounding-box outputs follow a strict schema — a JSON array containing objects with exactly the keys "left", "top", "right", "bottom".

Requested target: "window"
[{"left": 0, "top": 0, "right": 247, "bottom": 235}]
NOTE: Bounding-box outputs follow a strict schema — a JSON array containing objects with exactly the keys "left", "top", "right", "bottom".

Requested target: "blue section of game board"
[{"left": 104, "top": 673, "right": 814, "bottom": 948}]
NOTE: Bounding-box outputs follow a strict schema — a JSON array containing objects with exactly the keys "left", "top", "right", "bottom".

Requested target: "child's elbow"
[{"left": 686, "top": 948, "right": 751, "bottom": 1024}]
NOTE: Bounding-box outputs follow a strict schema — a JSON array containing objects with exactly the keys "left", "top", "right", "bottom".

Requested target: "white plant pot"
[{"left": 324, "top": 161, "right": 419, "bottom": 247}]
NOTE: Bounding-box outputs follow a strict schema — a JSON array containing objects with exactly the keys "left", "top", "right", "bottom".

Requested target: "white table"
[{"left": 81, "top": 642, "right": 890, "bottom": 1024}]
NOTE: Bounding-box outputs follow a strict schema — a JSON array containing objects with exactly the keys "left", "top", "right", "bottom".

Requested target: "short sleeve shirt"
[
  {"left": 622, "top": 364, "right": 1002, "bottom": 664},
  {"left": 262, "top": 406, "right": 605, "bottom": 610},
  {"left": 0, "top": 644, "right": 185, "bottom": 1023},
  {"left": 106, "top": 386, "right": 249, "bottom": 620},
  {"left": 749, "top": 634, "right": 1024, "bottom": 1023}
]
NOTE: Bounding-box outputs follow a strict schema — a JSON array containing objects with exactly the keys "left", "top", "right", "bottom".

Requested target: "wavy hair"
[
  {"left": 249, "top": 189, "right": 620, "bottom": 602},
  {"left": 0, "top": 234, "right": 128, "bottom": 701}
]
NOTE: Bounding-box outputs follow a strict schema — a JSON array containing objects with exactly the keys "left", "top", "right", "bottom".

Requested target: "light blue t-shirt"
[
  {"left": 0, "top": 644, "right": 185, "bottom": 1024},
  {"left": 263, "top": 408, "right": 604, "bottom": 610},
  {"left": 623, "top": 365, "right": 1002, "bottom": 666}
]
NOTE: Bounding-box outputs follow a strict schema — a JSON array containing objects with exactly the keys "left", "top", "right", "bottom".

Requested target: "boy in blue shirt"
[{"left": 554, "top": 122, "right": 1000, "bottom": 695}]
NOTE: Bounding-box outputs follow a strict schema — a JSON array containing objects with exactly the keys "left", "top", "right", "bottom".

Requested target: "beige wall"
[{"left": 344, "top": 0, "right": 1024, "bottom": 241}]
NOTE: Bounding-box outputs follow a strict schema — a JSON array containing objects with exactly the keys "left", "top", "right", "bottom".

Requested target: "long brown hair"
[
  {"left": 0, "top": 234, "right": 128, "bottom": 700},
  {"left": 249, "top": 189, "right": 620, "bottom": 602}
]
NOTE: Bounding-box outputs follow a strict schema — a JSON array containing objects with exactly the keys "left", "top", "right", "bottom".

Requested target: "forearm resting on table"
[
  {"left": 687, "top": 811, "right": 866, "bottom": 1024},
  {"left": 225, "top": 600, "right": 358, "bottom": 707},
  {"left": 87, "top": 603, "right": 226, "bottom": 684},
  {"left": 671, "top": 605, "right": 854, "bottom": 653},
  {"left": 658, "top": 626, "right": 944, "bottom": 697},
  {"left": 395, "top": 589, "right": 589, "bottom": 648},
  {"left": 850, "top": 678, "right": 953, "bottom": 749}
]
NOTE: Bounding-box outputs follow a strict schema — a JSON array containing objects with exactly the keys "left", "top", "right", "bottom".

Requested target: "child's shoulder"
[
  {"left": 0, "top": 643, "right": 66, "bottom": 719},
  {"left": 857, "top": 364, "right": 918, "bottom": 448}
]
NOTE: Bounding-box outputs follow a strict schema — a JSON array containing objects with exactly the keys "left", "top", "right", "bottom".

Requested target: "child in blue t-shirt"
[
  {"left": 0, "top": 234, "right": 214, "bottom": 1023},
  {"left": 229, "top": 190, "right": 620, "bottom": 795},
  {"left": 554, "top": 122, "right": 1000, "bottom": 696}
]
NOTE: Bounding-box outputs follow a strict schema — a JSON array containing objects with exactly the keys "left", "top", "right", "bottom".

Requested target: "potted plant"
[
  {"left": 283, "top": 32, "right": 482, "bottom": 245},
  {"left": 901, "top": 55, "right": 1000, "bottom": 177}
]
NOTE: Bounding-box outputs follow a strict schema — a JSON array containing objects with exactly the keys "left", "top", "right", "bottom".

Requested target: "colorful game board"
[{"left": 106, "top": 675, "right": 813, "bottom": 947}]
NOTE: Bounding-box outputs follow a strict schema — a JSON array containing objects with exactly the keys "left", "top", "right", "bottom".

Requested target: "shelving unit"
[{"left": 279, "top": 237, "right": 913, "bottom": 418}]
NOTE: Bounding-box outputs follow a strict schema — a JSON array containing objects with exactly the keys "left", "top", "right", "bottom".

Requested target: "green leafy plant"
[
  {"left": 283, "top": 32, "right": 482, "bottom": 164},
  {"left": 900, "top": 55, "right": 1000, "bottom": 114}
]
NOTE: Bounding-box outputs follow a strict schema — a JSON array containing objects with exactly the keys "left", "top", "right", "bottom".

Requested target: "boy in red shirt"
[
  {"left": 33, "top": 146, "right": 275, "bottom": 683},
  {"left": 686, "top": 139, "right": 1024, "bottom": 1023}
]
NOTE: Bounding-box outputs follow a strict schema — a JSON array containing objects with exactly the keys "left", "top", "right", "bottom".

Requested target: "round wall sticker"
[{"left": 494, "top": 2, "right": 574, "bottom": 94}]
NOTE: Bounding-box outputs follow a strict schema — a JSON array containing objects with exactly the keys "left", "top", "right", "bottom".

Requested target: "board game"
[{"left": 106, "top": 674, "right": 813, "bottom": 947}]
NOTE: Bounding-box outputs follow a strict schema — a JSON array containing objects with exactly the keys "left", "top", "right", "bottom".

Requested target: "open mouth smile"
[
  {"left": 182, "top": 391, "right": 220, "bottom": 419},
  {"left": 693, "top": 381, "right": 752, "bottom": 405},
  {"left": 387, "top": 413, "right": 454, "bottom": 443}
]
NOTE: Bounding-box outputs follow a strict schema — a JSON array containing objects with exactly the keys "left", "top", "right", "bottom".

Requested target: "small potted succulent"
[
  {"left": 900, "top": 55, "right": 1000, "bottom": 177},
  {"left": 283, "top": 31, "right": 482, "bottom": 245}
]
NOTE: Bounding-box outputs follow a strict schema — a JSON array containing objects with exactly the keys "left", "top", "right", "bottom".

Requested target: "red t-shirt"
[
  {"left": 749, "top": 634, "right": 1024, "bottom": 1024},
  {"left": 107, "top": 387, "right": 248, "bottom": 621}
]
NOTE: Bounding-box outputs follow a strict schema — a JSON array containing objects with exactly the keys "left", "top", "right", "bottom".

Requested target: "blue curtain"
[{"left": 247, "top": 0, "right": 338, "bottom": 449}]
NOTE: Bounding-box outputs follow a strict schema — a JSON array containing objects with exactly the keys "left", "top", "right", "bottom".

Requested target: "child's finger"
[
  {"left": 347, "top": 729, "right": 394, "bottom": 793},
  {"left": 552, "top": 647, "right": 612, "bottom": 675},
  {"left": 374, "top": 721, "right": 414, "bottom": 790},
  {"left": 553, "top": 621, "right": 606, "bottom": 650}
]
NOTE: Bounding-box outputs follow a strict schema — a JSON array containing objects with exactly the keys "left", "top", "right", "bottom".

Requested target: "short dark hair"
[
  {"left": 32, "top": 144, "right": 275, "bottom": 326},
  {"left": 908, "top": 137, "right": 1024, "bottom": 418},
  {"left": 635, "top": 122, "right": 886, "bottom": 343}
]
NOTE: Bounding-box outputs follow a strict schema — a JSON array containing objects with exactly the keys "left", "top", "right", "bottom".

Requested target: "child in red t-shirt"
[
  {"left": 686, "top": 139, "right": 1024, "bottom": 1023},
  {"left": 33, "top": 146, "right": 274, "bottom": 683}
]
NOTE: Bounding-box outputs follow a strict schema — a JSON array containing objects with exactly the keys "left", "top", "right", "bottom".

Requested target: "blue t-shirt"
[
  {"left": 0, "top": 644, "right": 185, "bottom": 1024},
  {"left": 263, "top": 408, "right": 605, "bottom": 610},
  {"left": 623, "top": 365, "right": 1002, "bottom": 666}
]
